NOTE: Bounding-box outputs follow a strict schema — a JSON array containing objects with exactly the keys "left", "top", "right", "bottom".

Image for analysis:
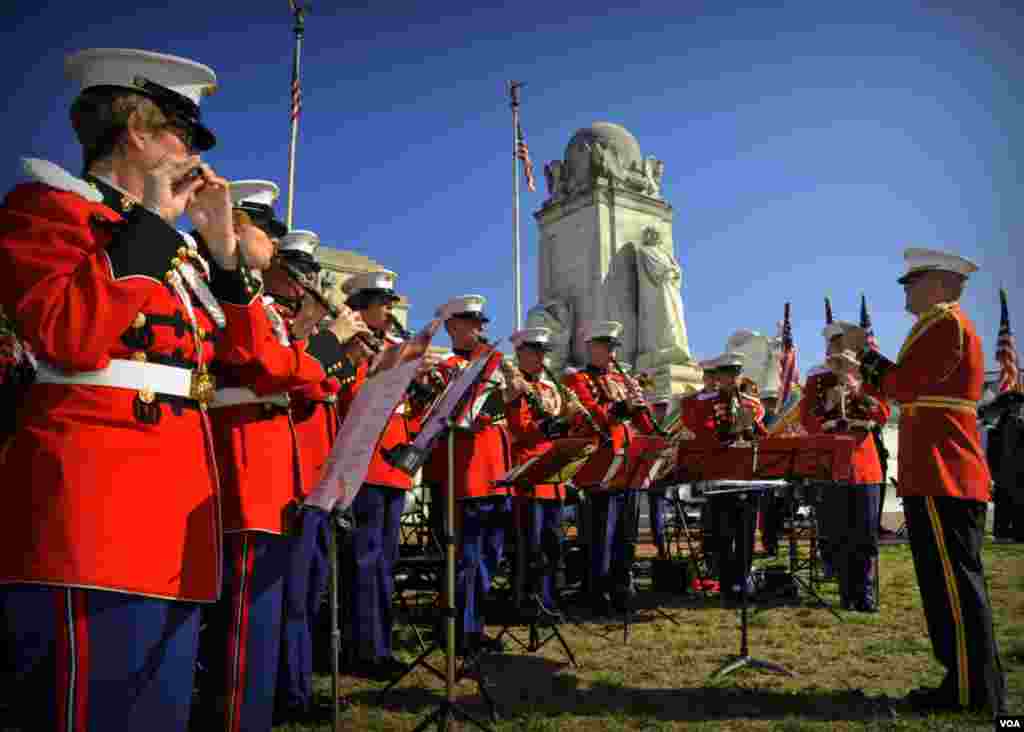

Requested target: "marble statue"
[
  {"left": 636, "top": 226, "right": 691, "bottom": 363},
  {"left": 543, "top": 160, "right": 565, "bottom": 200},
  {"left": 725, "top": 329, "right": 782, "bottom": 396}
]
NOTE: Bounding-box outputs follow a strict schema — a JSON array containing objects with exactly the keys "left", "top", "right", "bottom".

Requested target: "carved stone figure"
[
  {"left": 640, "top": 156, "right": 665, "bottom": 197},
  {"left": 635, "top": 226, "right": 691, "bottom": 365},
  {"left": 544, "top": 160, "right": 564, "bottom": 199},
  {"left": 525, "top": 298, "right": 574, "bottom": 372}
]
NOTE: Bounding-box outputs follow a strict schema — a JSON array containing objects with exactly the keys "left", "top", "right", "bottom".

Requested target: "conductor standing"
[{"left": 845, "top": 247, "right": 1007, "bottom": 716}]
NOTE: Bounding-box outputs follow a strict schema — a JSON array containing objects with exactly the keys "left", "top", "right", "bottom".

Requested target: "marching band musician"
[
  {"left": 420, "top": 295, "right": 514, "bottom": 654},
  {"left": 799, "top": 323, "right": 890, "bottom": 612},
  {"left": 259, "top": 230, "right": 374, "bottom": 723},
  {"left": 504, "top": 326, "right": 586, "bottom": 613},
  {"left": 682, "top": 353, "right": 767, "bottom": 607},
  {"left": 0, "top": 48, "right": 266, "bottom": 729},
  {"left": 844, "top": 248, "right": 1007, "bottom": 716},
  {"left": 335, "top": 269, "right": 421, "bottom": 680},
  {"left": 562, "top": 321, "right": 658, "bottom": 616},
  {"left": 199, "top": 201, "right": 347, "bottom": 730}
]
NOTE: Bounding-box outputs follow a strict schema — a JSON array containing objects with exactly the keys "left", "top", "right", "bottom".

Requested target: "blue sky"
[{"left": 1, "top": 1, "right": 1020, "bottom": 369}]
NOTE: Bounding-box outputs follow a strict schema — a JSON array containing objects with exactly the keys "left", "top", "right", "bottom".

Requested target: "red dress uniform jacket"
[
  {"left": 505, "top": 373, "right": 588, "bottom": 500},
  {"left": 210, "top": 297, "right": 329, "bottom": 534},
  {"left": 799, "top": 367, "right": 890, "bottom": 485},
  {"left": 562, "top": 365, "right": 657, "bottom": 489},
  {"left": 422, "top": 350, "right": 512, "bottom": 500},
  {"left": 336, "top": 340, "right": 421, "bottom": 491},
  {"left": 290, "top": 327, "right": 352, "bottom": 495},
  {"left": 860, "top": 302, "right": 991, "bottom": 501},
  {"left": 0, "top": 175, "right": 264, "bottom": 602},
  {"left": 681, "top": 389, "right": 768, "bottom": 447}
]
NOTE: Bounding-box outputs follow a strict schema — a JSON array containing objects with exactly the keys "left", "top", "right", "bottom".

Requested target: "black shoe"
[
  {"left": 902, "top": 686, "right": 973, "bottom": 714},
  {"left": 591, "top": 592, "right": 613, "bottom": 617},
  {"left": 477, "top": 633, "right": 505, "bottom": 654},
  {"left": 855, "top": 599, "right": 878, "bottom": 613},
  {"left": 347, "top": 656, "right": 407, "bottom": 681}
]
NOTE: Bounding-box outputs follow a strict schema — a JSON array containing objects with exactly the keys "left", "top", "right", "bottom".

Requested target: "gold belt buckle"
[{"left": 189, "top": 368, "right": 217, "bottom": 409}]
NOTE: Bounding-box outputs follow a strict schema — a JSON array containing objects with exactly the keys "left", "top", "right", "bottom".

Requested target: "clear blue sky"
[{"left": 2, "top": 1, "right": 1020, "bottom": 368}]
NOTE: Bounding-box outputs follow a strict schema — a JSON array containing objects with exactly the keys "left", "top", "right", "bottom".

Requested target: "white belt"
[
  {"left": 210, "top": 387, "right": 290, "bottom": 409},
  {"left": 34, "top": 358, "right": 207, "bottom": 401}
]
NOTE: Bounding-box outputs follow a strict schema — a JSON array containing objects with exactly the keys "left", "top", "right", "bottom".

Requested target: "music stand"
[
  {"left": 383, "top": 425, "right": 497, "bottom": 732},
  {"left": 703, "top": 483, "right": 794, "bottom": 680},
  {"left": 620, "top": 442, "right": 681, "bottom": 643},
  {"left": 491, "top": 438, "right": 596, "bottom": 666}
]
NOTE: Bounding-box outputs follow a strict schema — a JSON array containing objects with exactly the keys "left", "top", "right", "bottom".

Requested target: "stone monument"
[
  {"left": 315, "top": 247, "right": 410, "bottom": 331},
  {"left": 530, "top": 121, "right": 701, "bottom": 398}
]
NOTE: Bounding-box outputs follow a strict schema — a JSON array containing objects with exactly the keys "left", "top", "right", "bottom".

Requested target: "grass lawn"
[{"left": 279, "top": 538, "right": 1022, "bottom": 731}]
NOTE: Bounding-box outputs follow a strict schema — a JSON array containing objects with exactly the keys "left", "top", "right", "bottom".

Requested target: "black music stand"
[
  {"left": 704, "top": 484, "right": 794, "bottom": 680},
  {"left": 383, "top": 423, "right": 497, "bottom": 732}
]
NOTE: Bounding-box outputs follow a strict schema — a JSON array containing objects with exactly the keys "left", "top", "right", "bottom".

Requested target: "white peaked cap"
[
  {"left": 898, "top": 247, "right": 978, "bottom": 284},
  {"left": 278, "top": 230, "right": 319, "bottom": 257},
  {"left": 436, "top": 295, "right": 487, "bottom": 321},
  {"left": 65, "top": 48, "right": 217, "bottom": 106},
  {"left": 510, "top": 327, "right": 552, "bottom": 348},
  {"left": 583, "top": 321, "right": 623, "bottom": 342},
  {"left": 342, "top": 269, "right": 398, "bottom": 296},
  {"left": 230, "top": 180, "right": 280, "bottom": 208},
  {"left": 822, "top": 320, "right": 858, "bottom": 340},
  {"left": 761, "top": 389, "right": 779, "bottom": 398}
]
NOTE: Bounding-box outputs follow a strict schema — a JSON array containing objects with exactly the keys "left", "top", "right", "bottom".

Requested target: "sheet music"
[
  {"left": 306, "top": 320, "right": 439, "bottom": 512},
  {"left": 410, "top": 341, "right": 503, "bottom": 451}
]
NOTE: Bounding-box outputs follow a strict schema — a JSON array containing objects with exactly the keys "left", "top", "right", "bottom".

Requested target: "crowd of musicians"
[{"left": 0, "top": 47, "right": 1012, "bottom": 731}]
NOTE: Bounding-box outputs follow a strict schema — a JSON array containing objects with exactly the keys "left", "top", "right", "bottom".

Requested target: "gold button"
[
  {"left": 177, "top": 247, "right": 189, "bottom": 259},
  {"left": 197, "top": 326, "right": 206, "bottom": 339},
  {"left": 132, "top": 351, "right": 147, "bottom": 362},
  {"left": 132, "top": 312, "right": 146, "bottom": 329},
  {"left": 138, "top": 387, "right": 155, "bottom": 403},
  {"left": 170, "top": 257, "right": 182, "bottom": 269}
]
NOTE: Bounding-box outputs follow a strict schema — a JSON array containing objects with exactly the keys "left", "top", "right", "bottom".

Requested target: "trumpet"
[{"left": 541, "top": 362, "right": 612, "bottom": 445}]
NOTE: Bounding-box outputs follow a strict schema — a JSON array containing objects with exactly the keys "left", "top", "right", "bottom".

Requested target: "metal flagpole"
[
  {"left": 510, "top": 81, "right": 522, "bottom": 330},
  {"left": 286, "top": 1, "right": 308, "bottom": 230}
]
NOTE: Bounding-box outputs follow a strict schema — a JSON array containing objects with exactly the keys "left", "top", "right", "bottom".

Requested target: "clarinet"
[
  {"left": 503, "top": 361, "right": 569, "bottom": 439},
  {"left": 610, "top": 356, "right": 670, "bottom": 438},
  {"left": 541, "top": 363, "right": 612, "bottom": 446}
]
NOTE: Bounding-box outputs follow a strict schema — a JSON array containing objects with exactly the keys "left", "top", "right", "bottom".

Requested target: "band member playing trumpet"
[
  {"left": 504, "top": 327, "right": 586, "bottom": 613},
  {"left": 562, "top": 321, "right": 658, "bottom": 616},
  {"left": 0, "top": 48, "right": 266, "bottom": 729},
  {"left": 420, "top": 295, "right": 513, "bottom": 654},
  {"left": 682, "top": 353, "right": 767, "bottom": 607},
  {"left": 335, "top": 269, "right": 422, "bottom": 680},
  {"left": 800, "top": 322, "right": 890, "bottom": 612}
]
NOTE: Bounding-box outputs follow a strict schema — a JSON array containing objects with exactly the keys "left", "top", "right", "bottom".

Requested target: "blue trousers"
[
  {"left": 588, "top": 491, "right": 631, "bottom": 595},
  {"left": 648, "top": 490, "right": 666, "bottom": 549},
  {"left": 203, "top": 532, "right": 291, "bottom": 732},
  {"left": 527, "top": 500, "right": 563, "bottom": 609},
  {"left": 1, "top": 584, "right": 200, "bottom": 732},
  {"left": 833, "top": 484, "right": 881, "bottom": 605},
  {"left": 344, "top": 484, "right": 405, "bottom": 661},
  {"left": 276, "top": 508, "right": 329, "bottom": 713},
  {"left": 456, "top": 497, "right": 510, "bottom": 636}
]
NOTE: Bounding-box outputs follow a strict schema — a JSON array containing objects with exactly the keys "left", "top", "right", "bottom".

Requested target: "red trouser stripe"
[
  {"left": 226, "top": 536, "right": 254, "bottom": 732},
  {"left": 55, "top": 589, "right": 89, "bottom": 732}
]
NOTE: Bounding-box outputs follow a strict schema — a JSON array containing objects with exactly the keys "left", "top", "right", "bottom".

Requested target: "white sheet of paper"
[{"left": 305, "top": 356, "right": 423, "bottom": 513}]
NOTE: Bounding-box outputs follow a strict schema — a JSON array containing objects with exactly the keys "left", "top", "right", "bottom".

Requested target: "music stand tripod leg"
[{"left": 710, "top": 490, "right": 793, "bottom": 680}]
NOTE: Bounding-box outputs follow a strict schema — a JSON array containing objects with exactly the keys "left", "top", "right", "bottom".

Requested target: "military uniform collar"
[
  {"left": 586, "top": 364, "right": 608, "bottom": 376},
  {"left": 85, "top": 173, "right": 142, "bottom": 214},
  {"left": 453, "top": 348, "right": 474, "bottom": 360}
]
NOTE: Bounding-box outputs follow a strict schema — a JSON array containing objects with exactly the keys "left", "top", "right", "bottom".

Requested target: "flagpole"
[
  {"left": 510, "top": 80, "right": 523, "bottom": 330},
  {"left": 285, "top": 1, "right": 307, "bottom": 230}
]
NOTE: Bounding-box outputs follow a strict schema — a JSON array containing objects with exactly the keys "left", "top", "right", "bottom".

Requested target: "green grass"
[{"left": 278, "top": 540, "right": 1022, "bottom": 731}]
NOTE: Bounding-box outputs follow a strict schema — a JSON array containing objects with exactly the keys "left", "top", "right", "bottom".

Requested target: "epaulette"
[
  {"left": 697, "top": 390, "right": 719, "bottom": 400},
  {"left": 21, "top": 158, "right": 102, "bottom": 203}
]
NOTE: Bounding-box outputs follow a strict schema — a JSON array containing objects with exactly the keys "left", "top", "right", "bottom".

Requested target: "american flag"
[
  {"left": 516, "top": 120, "right": 536, "bottom": 192},
  {"left": 290, "top": 67, "right": 301, "bottom": 122},
  {"left": 778, "top": 302, "right": 800, "bottom": 408},
  {"left": 860, "top": 293, "right": 879, "bottom": 351},
  {"left": 824, "top": 296, "right": 834, "bottom": 325},
  {"left": 996, "top": 288, "right": 1020, "bottom": 393}
]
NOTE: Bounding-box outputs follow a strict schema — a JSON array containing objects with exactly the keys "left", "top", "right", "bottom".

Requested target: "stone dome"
[{"left": 565, "top": 122, "right": 643, "bottom": 171}]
